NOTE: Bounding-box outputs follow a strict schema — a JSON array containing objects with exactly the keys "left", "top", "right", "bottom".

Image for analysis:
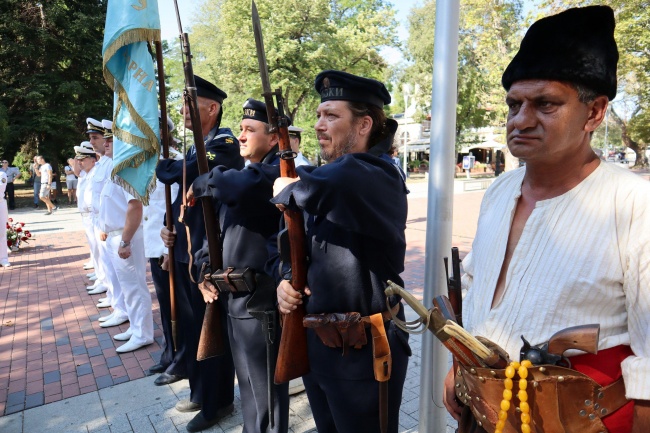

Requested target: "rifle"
[
  {"left": 252, "top": 0, "right": 310, "bottom": 383},
  {"left": 173, "top": 1, "right": 224, "bottom": 360},
  {"left": 154, "top": 41, "right": 178, "bottom": 351},
  {"left": 444, "top": 247, "right": 463, "bottom": 326}
]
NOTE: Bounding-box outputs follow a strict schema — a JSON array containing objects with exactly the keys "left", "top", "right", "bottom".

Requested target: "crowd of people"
[{"left": 0, "top": 5, "right": 647, "bottom": 433}]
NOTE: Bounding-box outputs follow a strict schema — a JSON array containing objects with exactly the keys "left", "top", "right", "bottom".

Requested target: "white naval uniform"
[
  {"left": 0, "top": 171, "right": 9, "bottom": 266},
  {"left": 100, "top": 181, "right": 153, "bottom": 346},
  {"left": 143, "top": 179, "right": 178, "bottom": 259},
  {"left": 90, "top": 157, "right": 124, "bottom": 312},
  {"left": 77, "top": 170, "right": 97, "bottom": 271}
]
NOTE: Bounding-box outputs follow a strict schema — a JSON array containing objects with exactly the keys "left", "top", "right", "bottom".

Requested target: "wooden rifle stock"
[
  {"left": 154, "top": 41, "right": 178, "bottom": 351},
  {"left": 271, "top": 95, "right": 310, "bottom": 383},
  {"left": 251, "top": 1, "right": 309, "bottom": 383},
  {"left": 173, "top": 4, "right": 224, "bottom": 359}
]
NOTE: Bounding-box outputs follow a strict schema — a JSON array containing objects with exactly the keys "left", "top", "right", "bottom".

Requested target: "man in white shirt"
[
  {"left": 0, "top": 159, "right": 20, "bottom": 210},
  {"left": 442, "top": 6, "right": 649, "bottom": 433},
  {"left": 98, "top": 121, "right": 153, "bottom": 352},
  {"left": 37, "top": 156, "right": 57, "bottom": 214},
  {"left": 0, "top": 170, "right": 10, "bottom": 267},
  {"left": 288, "top": 125, "right": 311, "bottom": 167}
]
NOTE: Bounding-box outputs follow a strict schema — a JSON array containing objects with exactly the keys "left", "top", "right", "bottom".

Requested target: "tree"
[
  {"left": 541, "top": 0, "right": 649, "bottom": 166},
  {"left": 174, "top": 0, "right": 399, "bottom": 158},
  {"left": 0, "top": 1, "right": 111, "bottom": 172},
  {"left": 401, "top": 0, "right": 523, "bottom": 148}
]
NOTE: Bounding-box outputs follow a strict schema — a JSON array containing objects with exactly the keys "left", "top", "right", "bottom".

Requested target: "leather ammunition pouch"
[
  {"left": 303, "top": 312, "right": 368, "bottom": 355},
  {"left": 302, "top": 303, "right": 400, "bottom": 356},
  {"left": 455, "top": 363, "right": 629, "bottom": 433},
  {"left": 208, "top": 267, "right": 256, "bottom": 293}
]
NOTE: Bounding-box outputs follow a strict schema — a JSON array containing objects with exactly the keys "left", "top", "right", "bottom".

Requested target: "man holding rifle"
[
  {"left": 157, "top": 76, "right": 243, "bottom": 432},
  {"left": 273, "top": 71, "right": 411, "bottom": 433},
  {"left": 442, "top": 6, "right": 650, "bottom": 433},
  {"left": 191, "top": 98, "right": 289, "bottom": 433}
]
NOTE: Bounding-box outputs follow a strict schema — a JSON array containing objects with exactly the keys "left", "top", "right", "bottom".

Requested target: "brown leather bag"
[
  {"left": 455, "top": 363, "right": 628, "bottom": 433},
  {"left": 303, "top": 312, "right": 368, "bottom": 355}
]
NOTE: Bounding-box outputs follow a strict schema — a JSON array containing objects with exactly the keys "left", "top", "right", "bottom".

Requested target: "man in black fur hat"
[
  {"left": 442, "top": 6, "right": 650, "bottom": 433},
  {"left": 272, "top": 70, "right": 411, "bottom": 433}
]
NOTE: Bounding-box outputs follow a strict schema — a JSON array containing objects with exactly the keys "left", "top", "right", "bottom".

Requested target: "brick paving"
[
  {"left": 0, "top": 184, "right": 486, "bottom": 423},
  {"left": 0, "top": 228, "right": 164, "bottom": 416}
]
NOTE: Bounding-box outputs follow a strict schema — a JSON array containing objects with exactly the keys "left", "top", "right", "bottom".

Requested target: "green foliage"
[
  {"left": 401, "top": 0, "right": 523, "bottom": 148},
  {"left": 0, "top": 1, "right": 112, "bottom": 168},
  {"left": 172, "top": 0, "right": 399, "bottom": 159},
  {"left": 11, "top": 150, "right": 32, "bottom": 180}
]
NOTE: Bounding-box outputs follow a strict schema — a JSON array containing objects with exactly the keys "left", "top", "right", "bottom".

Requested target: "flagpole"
[
  {"left": 154, "top": 40, "right": 178, "bottom": 351},
  {"left": 419, "top": 1, "right": 460, "bottom": 431}
]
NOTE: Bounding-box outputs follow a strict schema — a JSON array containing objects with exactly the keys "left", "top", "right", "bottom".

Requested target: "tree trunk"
[{"left": 611, "top": 108, "right": 646, "bottom": 168}]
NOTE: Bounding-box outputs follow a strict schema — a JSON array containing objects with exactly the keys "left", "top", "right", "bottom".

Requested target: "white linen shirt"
[
  {"left": 99, "top": 180, "right": 140, "bottom": 234},
  {"left": 462, "top": 161, "right": 650, "bottom": 399}
]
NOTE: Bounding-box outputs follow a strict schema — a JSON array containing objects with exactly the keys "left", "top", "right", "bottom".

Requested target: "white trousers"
[
  {"left": 107, "top": 228, "right": 153, "bottom": 344},
  {"left": 0, "top": 199, "right": 8, "bottom": 265},
  {"left": 81, "top": 214, "right": 102, "bottom": 282},
  {"left": 94, "top": 222, "right": 126, "bottom": 317}
]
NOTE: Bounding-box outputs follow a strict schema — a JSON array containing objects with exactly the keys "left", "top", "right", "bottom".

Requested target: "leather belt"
[{"left": 361, "top": 302, "right": 400, "bottom": 327}]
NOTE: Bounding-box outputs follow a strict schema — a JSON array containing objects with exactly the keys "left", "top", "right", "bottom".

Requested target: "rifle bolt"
[
  {"left": 585, "top": 400, "right": 592, "bottom": 406},
  {"left": 558, "top": 376, "right": 565, "bottom": 382}
]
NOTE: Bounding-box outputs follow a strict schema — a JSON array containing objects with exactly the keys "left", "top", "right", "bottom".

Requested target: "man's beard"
[{"left": 320, "top": 129, "right": 357, "bottom": 162}]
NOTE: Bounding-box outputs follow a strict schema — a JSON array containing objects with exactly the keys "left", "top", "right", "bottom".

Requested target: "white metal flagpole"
[{"left": 419, "top": 1, "right": 461, "bottom": 431}]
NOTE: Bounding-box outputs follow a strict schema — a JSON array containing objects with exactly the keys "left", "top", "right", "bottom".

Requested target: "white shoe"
[
  {"left": 113, "top": 328, "right": 133, "bottom": 341},
  {"left": 86, "top": 272, "right": 96, "bottom": 278},
  {"left": 98, "top": 312, "right": 115, "bottom": 323},
  {"left": 116, "top": 339, "right": 153, "bottom": 353},
  {"left": 289, "top": 378, "right": 306, "bottom": 395},
  {"left": 0, "top": 261, "right": 11, "bottom": 268},
  {"left": 89, "top": 275, "right": 98, "bottom": 281},
  {"left": 88, "top": 286, "right": 108, "bottom": 295},
  {"left": 100, "top": 315, "right": 129, "bottom": 328},
  {"left": 96, "top": 300, "right": 111, "bottom": 308},
  {"left": 83, "top": 262, "right": 94, "bottom": 270},
  {"left": 86, "top": 281, "right": 99, "bottom": 290},
  {"left": 97, "top": 297, "right": 108, "bottom": 303}
]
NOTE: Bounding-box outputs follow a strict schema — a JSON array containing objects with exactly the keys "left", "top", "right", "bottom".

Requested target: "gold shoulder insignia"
[
  {"left": 206, "top": 151, "right": 216, "bottom": 161},
  {"left": 225, "top": 137, "right": 234, "bottom": 144}
]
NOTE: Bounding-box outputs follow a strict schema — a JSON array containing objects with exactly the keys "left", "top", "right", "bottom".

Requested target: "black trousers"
[
  {"left": 5, "top": 182, "right": 15, "bottom": 209},
  {"left": 149, "top": 257, "right": 186, "bottom": 376},
  {"left": 303, "top": 323, "right": 410, "bottom": 433},
  {"left": 228, "top": 313, "right": 289, "bottom": 433},
  {"left": 174, "top": 261, "right": 235, "bottom": 420}
]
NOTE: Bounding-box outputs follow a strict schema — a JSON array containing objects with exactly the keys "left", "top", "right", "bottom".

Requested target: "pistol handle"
[{"left": 547, "top": 324, "right": 600, "bottom": 356}]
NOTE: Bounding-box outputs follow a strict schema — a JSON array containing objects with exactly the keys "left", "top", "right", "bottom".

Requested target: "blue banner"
[{"left": 102, "top": 0, "right": 161, "bottom": 204}]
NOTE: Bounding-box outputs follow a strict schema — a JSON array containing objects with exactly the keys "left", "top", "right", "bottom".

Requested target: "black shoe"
[
  {"left": 154, "top": 372, "right": 184, "bottom": 386},
  {"left": 33, "top": 204, "right": 39, "bottom": 209},
  {"left": 148, "top": 363, "right": 167, "bottom": 374},
  {"left": 186, "top": 404, "right": 234, "bottom": 432}
]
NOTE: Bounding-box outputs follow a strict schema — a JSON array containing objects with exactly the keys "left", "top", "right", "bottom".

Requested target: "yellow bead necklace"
[{"left": 495, "top": 359, "right": 533, "bottom": 433}]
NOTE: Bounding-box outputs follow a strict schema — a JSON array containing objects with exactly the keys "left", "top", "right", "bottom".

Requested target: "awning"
[
  {"left": 399, "top": 144, "right": 430, "bottom": 152},
  {"left": 460, "top": 139, "right": 505, "bottom": 153}
]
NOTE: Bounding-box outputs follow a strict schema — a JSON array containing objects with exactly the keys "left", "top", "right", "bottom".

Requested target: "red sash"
[{"left": 570, "top": 345, "right": 634, "bottom": 433}]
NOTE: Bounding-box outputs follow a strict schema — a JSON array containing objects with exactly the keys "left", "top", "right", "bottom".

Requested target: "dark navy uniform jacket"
[
  {"left": 269, "top": 150, "right": 411, "bottom": 380},
  {"left": 156, "top": 126, "right": 244, "bottom": 264},
  {"left": 193, "top": 149, "right": 281, "bottom": 319}
]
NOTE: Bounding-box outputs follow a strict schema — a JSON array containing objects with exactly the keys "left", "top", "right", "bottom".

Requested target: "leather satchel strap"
[{"left": 369, "top": 312, "right": 391, "bottom": 433}]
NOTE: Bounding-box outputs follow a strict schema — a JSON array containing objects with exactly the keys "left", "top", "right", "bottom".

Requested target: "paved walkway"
[{"left": 0, "top": 180, "right": 486, "bottom": 433}]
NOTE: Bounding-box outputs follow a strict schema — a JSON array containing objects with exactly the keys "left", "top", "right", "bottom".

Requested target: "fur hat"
[{"left": 502, "top": 6, "right": 618, "bottom": 100}]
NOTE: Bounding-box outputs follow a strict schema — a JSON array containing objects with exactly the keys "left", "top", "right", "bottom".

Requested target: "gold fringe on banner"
[{"left": 102, "top": 28, "right": 161, "bottom": 89}]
